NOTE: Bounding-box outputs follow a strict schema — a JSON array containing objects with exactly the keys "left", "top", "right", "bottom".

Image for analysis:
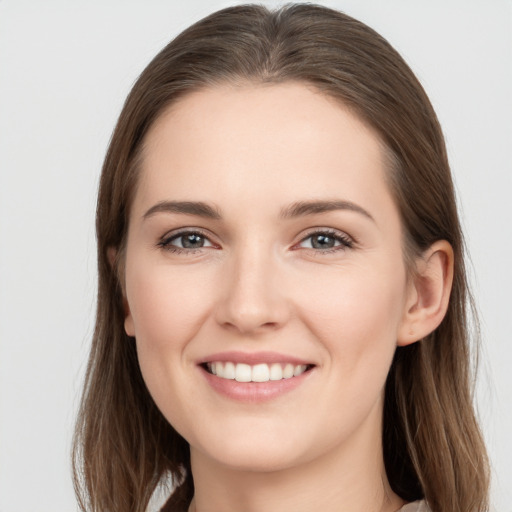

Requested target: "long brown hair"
[{"left": 72, "top": 4, "right": 489, "bottom": 511}]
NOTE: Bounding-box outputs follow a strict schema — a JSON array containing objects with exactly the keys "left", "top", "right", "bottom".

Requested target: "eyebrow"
[
  {"left": 143, "top": 200, "right": 222, "bottom": 220},
  {"left": 143, "top": 199, "right": 374, "bottom": 222},
  {"left": 279, "top": 200, "right": 374, "bottom": 222}
]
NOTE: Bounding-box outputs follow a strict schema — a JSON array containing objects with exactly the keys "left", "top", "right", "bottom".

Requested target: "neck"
[{"left": 187, "top": 404, "right": 405, "bottom": 512}]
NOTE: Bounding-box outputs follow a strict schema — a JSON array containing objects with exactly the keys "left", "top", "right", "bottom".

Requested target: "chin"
[
  {"left": 206, "top": 444, "right": 302, "bottom": 473},
  {"left": 188, "top": 419, "right": 319, "bottom": 474}
]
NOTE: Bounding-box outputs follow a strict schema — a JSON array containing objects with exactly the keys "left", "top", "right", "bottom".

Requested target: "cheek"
[
  {"left": 290, "top": 266, "right": 406, "bottom": 443},
  {"left": 125, "top": 262, "right": 215, "bottom": 425},
  {"left": 126, "top": 263, "right": 211, "bottom": 349},
  {"left": 124, "top": 261, "right": 217, "bottom": 418},
  {"left": 298, "top": 262, "right": 406, "bottom": 377}
]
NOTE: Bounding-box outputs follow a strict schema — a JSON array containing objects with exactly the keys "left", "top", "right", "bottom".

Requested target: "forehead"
[{"left": 134, "top": 82, "right": 395, "bottom": 222}]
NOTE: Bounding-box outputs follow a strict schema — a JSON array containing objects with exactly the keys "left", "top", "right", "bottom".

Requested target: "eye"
[
  {"left": 158, "top": 230, "right": 215, "bottom": 253},
  {"left": 297, "top": 229, "right": 354, "bottom": 254}
]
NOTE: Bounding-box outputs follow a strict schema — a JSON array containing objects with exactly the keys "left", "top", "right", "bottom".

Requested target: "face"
[{"left": 123, "top": 82, "right": 414, "bottom": 472}]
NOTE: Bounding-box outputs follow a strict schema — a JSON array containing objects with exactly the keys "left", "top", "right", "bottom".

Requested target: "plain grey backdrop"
[{"left": 0, "top": 1, "right": 511, "bottom": 510}]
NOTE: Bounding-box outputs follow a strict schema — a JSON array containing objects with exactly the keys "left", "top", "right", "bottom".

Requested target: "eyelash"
[
  {"left": 299, "top": 228, "right": 354, "bottom": 254},
  {"left": 157, "top": 228, "right": 354, "bottom": 256},
  {"left": 157, "top": 229, "right": 214, "bottom": 255}
]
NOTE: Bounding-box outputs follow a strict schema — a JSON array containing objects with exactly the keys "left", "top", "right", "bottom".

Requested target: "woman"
[{"left": 72, "top": 4, "right": 490, "bottom": 512}]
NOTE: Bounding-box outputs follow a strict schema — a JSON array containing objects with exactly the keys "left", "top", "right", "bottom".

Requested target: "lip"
[
  {"left": 198, "top": 351, "right": 316, "bottom": 403},
  {"left": 198, "top": 350, "right": 314, "bottom": 366}
]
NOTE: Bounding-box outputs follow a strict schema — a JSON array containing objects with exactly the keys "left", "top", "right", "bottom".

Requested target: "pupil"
[
  {"left": 312, "top": 234, "right": 334, "bottom": 249},
  {"left": 182, "top": 234, "right": 203, "bottom": 248}
]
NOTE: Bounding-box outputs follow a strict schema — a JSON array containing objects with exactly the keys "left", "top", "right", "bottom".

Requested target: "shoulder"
[{"left": 399, "top": 500, "right": 431, "bottom": 512}]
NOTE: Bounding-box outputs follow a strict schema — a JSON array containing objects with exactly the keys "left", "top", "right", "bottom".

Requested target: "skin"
[{"left": 122, "top": 82, "right": 453, "bottom": 512}]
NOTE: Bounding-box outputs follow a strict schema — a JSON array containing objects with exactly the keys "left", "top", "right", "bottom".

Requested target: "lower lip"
[{"left": 200, "top": 366, "right": 314, "bottom": 403}]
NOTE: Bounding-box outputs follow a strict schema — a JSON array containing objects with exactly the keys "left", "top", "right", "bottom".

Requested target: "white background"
[{"left": 0, "top": 1, "right": 510, "bottom": 511}]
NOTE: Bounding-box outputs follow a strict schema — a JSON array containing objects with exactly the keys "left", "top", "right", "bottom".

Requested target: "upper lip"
[{"left": 198, "top": 351, "right": 315, "bottom": 366}]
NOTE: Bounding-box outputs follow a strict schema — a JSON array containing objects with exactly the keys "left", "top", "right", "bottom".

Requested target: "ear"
[
  {"left": 397, "top": 240, "right": 454, "bottom": 346},
  {"left": 107, "top": 246, "right": 135, "bottom": 337}
]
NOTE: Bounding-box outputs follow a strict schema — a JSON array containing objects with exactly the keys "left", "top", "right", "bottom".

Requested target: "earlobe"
[
  {"left": 397, "top": 240, "right": 454, "bottom": 346},
  {"left": 124, "top": 309, "right": 135, "bottom": 337},
  {"left": 107, "top": 246, "right": 135, "bottom": 337}
]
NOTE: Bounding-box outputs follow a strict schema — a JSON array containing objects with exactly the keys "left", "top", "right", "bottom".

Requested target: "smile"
[
  {"left": 199, "top": 351, "right": 316, "bottom": 402},
  {"left": 206, "top": 362, "right": 311, "bottom": 382}
]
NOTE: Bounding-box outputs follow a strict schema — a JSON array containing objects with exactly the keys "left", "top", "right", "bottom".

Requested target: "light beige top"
[{"left": 399, "top": 500, "right": 430, "bottom": 512}]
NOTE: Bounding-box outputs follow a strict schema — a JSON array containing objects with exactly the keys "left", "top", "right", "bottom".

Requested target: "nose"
[{"left": 214, "top": 242, "right": 290, "bottom": 335}]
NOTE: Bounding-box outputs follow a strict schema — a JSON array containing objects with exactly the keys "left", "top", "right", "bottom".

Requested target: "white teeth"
[
  {"left": 207, "top": 362, "right": 310, "bottom": 382},
  {"left": 235, "top": 363, "right": 252, "bottom": 382},
  {"left": 252, "top": 363, "right": 270, "bottom": 382},
  {"left": 283, "top": 363, "right": 294, "bottom": 379},
  {"left": 223, "top": 362, "right": 236, "bottom": 379},
  {"left": 269, "top": 363, "right": 283, "bottom": 381},
  {"left": 293, "top": 364, "right": 307, "bottom": 376}
]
